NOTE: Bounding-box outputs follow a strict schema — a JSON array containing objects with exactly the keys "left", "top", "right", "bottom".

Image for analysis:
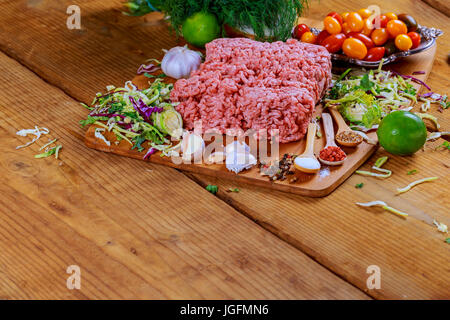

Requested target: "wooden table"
[{"left": 0, "top": 0, "right": 448, "bottom": 300}]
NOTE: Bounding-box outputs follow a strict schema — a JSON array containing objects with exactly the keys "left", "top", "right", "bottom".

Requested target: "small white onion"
[{"left": 161, "top": 46, "right": 202, "bottom": 79}]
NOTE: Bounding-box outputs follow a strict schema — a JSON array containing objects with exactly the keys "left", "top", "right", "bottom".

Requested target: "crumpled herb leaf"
[{"left": 206, "top": 185, "right": 218, "bottom": 195}]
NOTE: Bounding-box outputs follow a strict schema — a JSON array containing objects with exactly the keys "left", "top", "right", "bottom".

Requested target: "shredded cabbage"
[
  {"left": 414, "top": 113, "right": 440, "bottom": 129},
  {"left": 433, "top": 220, "right": 448, "bottom": 233},
  {"left": 326, "top": 63, "right": 418, "bottom": 129},
  {"left": 81, "top": 79, "right": 183, "bottom": 159},
  {"left": 397, "top": 177, "right": 438, "bottom": 194},
  {"left": 356, "top": 200, "right": 408, "bottom": 219},
  {"left": 16, "top": 126, "right": 50, "bottom": 149}
]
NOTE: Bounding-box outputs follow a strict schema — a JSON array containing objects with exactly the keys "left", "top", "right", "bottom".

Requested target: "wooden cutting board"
[{"left": 84, "top": 36, "right": 436, "bottom": 197}]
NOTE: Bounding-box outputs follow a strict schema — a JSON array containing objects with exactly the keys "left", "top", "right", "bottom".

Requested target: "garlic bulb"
[{"left": 161, "top": 46, "right": 202, "bottom": 79}]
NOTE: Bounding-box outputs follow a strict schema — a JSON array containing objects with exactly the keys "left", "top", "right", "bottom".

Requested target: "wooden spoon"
[
  {"left": 329, "top": 107, "right": 363, "bottom": 147},
  {"left": 318, "top": 113, "right": 347, "bottom": 166},
  {"left": 293, "top": 122, "right": 321, "bottom": 174}
]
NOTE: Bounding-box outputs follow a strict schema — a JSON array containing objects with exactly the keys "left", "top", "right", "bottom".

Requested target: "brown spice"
[{"left": 336, "top": 131, "right": 363, "bottom": 144}]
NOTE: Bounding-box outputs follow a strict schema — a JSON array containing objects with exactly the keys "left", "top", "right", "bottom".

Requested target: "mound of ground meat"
[{"left": 170, "top": 38, "right": 331, "bottom": 143}]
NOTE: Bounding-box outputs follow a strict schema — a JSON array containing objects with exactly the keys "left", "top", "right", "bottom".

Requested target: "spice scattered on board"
[{"left": 259, "top": 153, "right": 295, "bottom": 182}]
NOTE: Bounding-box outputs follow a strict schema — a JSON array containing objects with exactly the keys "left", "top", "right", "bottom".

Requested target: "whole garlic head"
[{"left": 161, "top": 46, "right": 202, "bottom": 79}]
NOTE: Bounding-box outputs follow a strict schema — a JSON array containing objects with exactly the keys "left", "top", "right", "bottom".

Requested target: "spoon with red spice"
[{"left": 319, "top": 113, "right": 347, "bottom": 166}]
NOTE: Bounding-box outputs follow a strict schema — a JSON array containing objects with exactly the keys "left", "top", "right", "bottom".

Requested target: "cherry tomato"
[
  {"left": 346, "top": 12, "right": 364, "bottom": 32},
  {"left": 358, "top": 8, "right": 372, "bottom": 19},
  {"left": 341, "top": 22, "right": 352, "bottom": 35},
  {"left": 398, "top": 14, "right": 418, "bottom": 32},
  {"left": 301, "top": 31, "right": 317, "bottom": 44},
  {"left": 372, "top": 14, "right": 388, "bottom": 28},
  {"left": 322, "top": 33, "right": 347, "bottom": 53},
  {"left": 341, "top": 12, "right": 350, "bottom": 22},
  {"left": 395, "top": 34, "right": 413, "bottom": 51},
  {"left": 362, "top": 18, "right": 374, "bottom": 36},
  {"left": 293, "top": 23, "right": 310, "bottom": 39},
  {"left": 387, "top": 20, "right": 407, "bottom": 38},
  {"left": 316, "top": 30, "right": 331, "bottom": 45},
  {"left": 327, "top": 12, "right": 343, "bottom": 25},
  {"left": 385, "top": 12, "right": 398, "bottom": 21},
  {"left": 407, "top": 31, "right": 421, "bottom": 49},
  {"left": 371, "top": 28, "right": 389, "bottom": 46},
  {"left": 348, "top": 32, "right": 374, "bottom": 50},
  {"left": 342, "top": 38, "right": 368, "bottom": 59},
  {"left": 323, "top": 16, "right": 342, "bottom": 34},
  {"left": 365, "top": 47, "right": 386, "bottom": 61},
  {"left": 384, "top": 40, "right": 398, "bottom": 56}
]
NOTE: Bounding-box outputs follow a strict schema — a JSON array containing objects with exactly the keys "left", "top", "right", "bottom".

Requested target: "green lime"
[
  {"left": 182, "top": 12, "right": 221, "bottom": 48},
  {"left": 377, "top": 111, "right": 427, "bottom": 156}
]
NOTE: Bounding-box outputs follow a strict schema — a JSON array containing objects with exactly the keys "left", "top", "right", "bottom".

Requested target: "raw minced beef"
[{"left": 170, "top": 38, "right": 331, "bottom": 143}]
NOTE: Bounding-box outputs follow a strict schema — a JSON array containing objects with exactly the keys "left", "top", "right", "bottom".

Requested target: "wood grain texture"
[
  {"left": 0, "top": 0, "right": 448, "bottom": 300},
  {"left": 0, "top": 52, "right": 368, "bottom": 299}
]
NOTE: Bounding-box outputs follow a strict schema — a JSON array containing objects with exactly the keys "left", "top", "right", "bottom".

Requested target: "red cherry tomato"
[
  {"left": 372, "top": 14, "right": 388, "bottom": 28},
  {"left": 323, "top": 16, "right": 342, "bottom": 34},
  {"left": 347, "top": 32, "right": 374, "bottom": 50},
  {"left": 407, "top": 31, "right": 421, "bottom": 49},
  {"left": 316, "top": 30, "right": 331, "bottom": 45},
  {"left": 322, "top": 33, "right": 347, "bottom": 53},
  {"left": 327, "top": 12, "right": 343, "bottom": 25},
  {"left": 293, "top": 23, "right": 310, "bottom": 40},
  {"left": 365, "top": 47, "right": 386, "bottom": 61}
]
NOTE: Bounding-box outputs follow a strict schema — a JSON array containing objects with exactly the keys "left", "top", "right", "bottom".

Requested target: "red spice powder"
[{"left": 319, "top": 146, "right": 346, "bottom": 162}]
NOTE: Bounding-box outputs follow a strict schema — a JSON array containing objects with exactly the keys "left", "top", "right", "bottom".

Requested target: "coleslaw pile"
[
  {"left": 80, "top": 80, "right": 183, "bottom": 158},
  {"left": 325, "top": 62, "right": 419, "bottom": 130}
]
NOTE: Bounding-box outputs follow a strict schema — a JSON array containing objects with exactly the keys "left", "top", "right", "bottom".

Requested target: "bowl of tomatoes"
[{"left": 293, "top": 9, "right": 443, "bottom": 67}]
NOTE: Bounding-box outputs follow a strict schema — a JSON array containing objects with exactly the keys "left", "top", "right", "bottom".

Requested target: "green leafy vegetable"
[
  {"left": 34, "top": 145, "right": 62, "bottom": 159},
  {"left": 206, "top": 185, "right": 218, "bottom": 194},
  {"left": 144, "top": 73, "right": 167, "bottom": 79},
  {"left": 227, "top": 188, "right": 240, "bottom": 193},
  {"left": 436, "top": 141, "right": 450, "bottom": 150},
  {"left": 355, "top": 183, "right": 364, "bottom": 189},
  {"left": 407, "top": 169, "right": 418, "bottom": 175},
  {"left": 80, "top": 116, "right": 109, "bottom": 127},
  {"left": 445, "top": 238, "right": 450, "bottom": 244},
  {"left": 358, "top": 73, "right": 374, "bottom": 91},
  {"left": 123, "top": 0, "right": 309, "bottom": 42}
]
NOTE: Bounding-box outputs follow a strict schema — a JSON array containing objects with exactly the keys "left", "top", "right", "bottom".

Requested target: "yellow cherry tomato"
[
  {"left": 395, "top": 34, "right": 413, "bottom": 51},
  {"left": 341, "top": 22, "right": 352, "bottom": 35},
  {"left": 341, "top": 12, "right": 350, "bottom": 22},
  {"left": 323, "top": 16, "right": 342, "bottom": 34},
  {"left": 387, "top": 19, "right": 408, "bottom": 38},
  {"left": 385, "top": 12, "right": 398, "bottom": 20},
  {"left": 358, "top": 8, "right": 372, "bottom": 19},
  {"left": 342, "top": 38, "right": 368, "bottom": 60},
  {"left": 301, "top": 31, "right": 317, "bottom": 44},
  {"left": 362, "top": 18, "right": 374, "bottom": 36},
  {"left": 347, "top": 12, "right": 364, "bottom": 32},
  {"left": 371, "top": 28, "right": 389, "bottom": 46}
]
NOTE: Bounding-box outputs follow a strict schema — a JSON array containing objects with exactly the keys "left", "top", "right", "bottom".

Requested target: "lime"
[
  {"left": 182, "top": 12, "right": 221, "bottom": 48},
  {"left": 377, "top": 111, "right": 427, "bottom": 156}
]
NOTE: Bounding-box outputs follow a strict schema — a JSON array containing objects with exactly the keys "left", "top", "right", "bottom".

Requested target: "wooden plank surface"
[
  {"left": 0, "top": 51, "right": 368, "bottom": 299},
  {"left": 0, "top": 0, "right": 448, "bottom": 299}
]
